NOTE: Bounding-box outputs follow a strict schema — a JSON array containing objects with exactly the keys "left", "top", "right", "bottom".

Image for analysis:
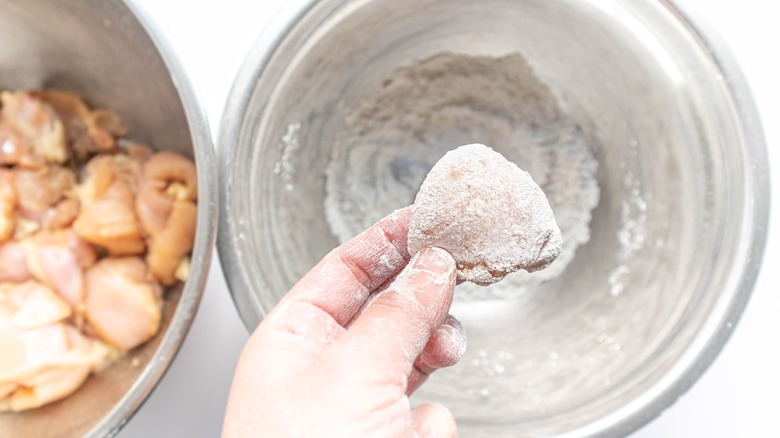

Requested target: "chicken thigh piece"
[
  {"left": 136, "top": 151, "right": 197, "bottom": 285},
  {"left": 84, "top": 257, "right": 162, "bottom": 351},
  {"left": 0, "top": 282, "right": 112, "bottom": 412},
  {"left": 73, "top": 154, "right": 145, "bottom": 255}
]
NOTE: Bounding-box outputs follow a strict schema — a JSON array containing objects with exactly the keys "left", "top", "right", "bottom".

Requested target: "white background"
[{"left": 121, "top": 1, "right": 779, "bottom": 436}]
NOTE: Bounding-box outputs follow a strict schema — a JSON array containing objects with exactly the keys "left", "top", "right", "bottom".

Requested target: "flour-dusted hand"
[{"left": 223, "top": 207, "right": 466, "bottom": 438}]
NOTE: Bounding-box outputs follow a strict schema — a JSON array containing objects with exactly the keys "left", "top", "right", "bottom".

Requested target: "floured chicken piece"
[
  {"left": 408, "top": 144, "right": 562, "bottom": 285},
  {"left": 0, "top": 89, "right": 198, "bottom": 411}
]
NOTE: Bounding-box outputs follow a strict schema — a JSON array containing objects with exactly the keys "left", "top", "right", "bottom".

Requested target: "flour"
[
  {"left": 324, "top": 54, "right": 599, "bottom": 300},
  {"left": 274, "top": 122, "right": 301, "bottom": 192},
  {"left": 608, "top": 169, "right": 647, "bottom": 297}
]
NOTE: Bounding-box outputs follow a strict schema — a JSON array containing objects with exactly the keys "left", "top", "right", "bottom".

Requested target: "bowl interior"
[
  {"left": 0, "top": 0, "right": 200, "bottom": 436},
  {"left": 222, "top": 0, "right": 760, "bottom": 436}
]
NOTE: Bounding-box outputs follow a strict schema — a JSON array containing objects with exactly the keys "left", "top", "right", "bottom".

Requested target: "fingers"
[
  {"left": 250, "top": 300, "right": 347, "bottom": 373},
  {"left": 412, "top": 403, "right": 457, "bottom": 438},
  {"left": 281, "top": 207, "right": 412, "bottom": 326},
  {"left": 327, "top": 247, "right": 456, "bottom": 380},
  {"left": 420, "top": 315, "right": 467, "bottom": 371},
  {"left": 407, "top": 315, "right": 467, "bottom": 395}
]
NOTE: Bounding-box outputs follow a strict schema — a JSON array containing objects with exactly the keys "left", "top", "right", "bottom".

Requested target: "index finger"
[{"left": 279, "top": 207, "right": 412, "bottom": 326}]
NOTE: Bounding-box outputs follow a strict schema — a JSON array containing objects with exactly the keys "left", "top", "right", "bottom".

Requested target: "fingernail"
[
  {"left": 390, "top": 248, "right": 455, "bottom": 299},
  {"left": 410, "top": 247, "right": 456, "bottom": 276},
  {"left": 442, "top": 315, "right": 467, "bottom": 359},
  {"left": 424, "top": 316, "right": 467, "bottom": 367}
]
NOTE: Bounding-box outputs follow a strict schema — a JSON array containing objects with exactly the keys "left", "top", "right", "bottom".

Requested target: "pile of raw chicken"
[{"left": 0, "top": 90, "right": 197, "bottom": 411}]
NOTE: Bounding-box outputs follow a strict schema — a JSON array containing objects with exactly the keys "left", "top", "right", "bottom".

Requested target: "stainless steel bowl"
[
  {"left": 218, "top": 0, "right": 769, "bottom": 436},
  {"left": 0, "top": 0, "right": 216, "bottom": 436}
]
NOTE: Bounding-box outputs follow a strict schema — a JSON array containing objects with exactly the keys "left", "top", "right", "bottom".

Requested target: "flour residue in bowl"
[
  {"left": 274, "top": 121, "right": 301, "bottom": 192},
  {"left": 324, "top": 54, "right": 600, "bottom": 299},
  {"left": 608, "top": 166, "right": 647, "bottom": 297}
]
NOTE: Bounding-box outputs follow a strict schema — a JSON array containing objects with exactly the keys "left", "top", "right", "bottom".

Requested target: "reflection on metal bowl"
[{"left": 218, "top": 0, "right": 768, "bottom": 436}]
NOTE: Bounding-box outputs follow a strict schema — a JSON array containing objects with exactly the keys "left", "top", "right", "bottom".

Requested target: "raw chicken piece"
[
  {"left": 13, "top": 165, "right": 78, "bottom": 234},
  {"left": 0, "top": 285, "right": 104, "bottom": 412},
  {"left": 0, "top": 120, "right": 37, "bottom": 168},
  {"left": 122, "top": 141, "right": 154, "bottom": 163},
  {"left": 77, "top": 154, "right": 142, "bottom": 205},
  {"left": 73, "top": 199, "right": 144, "bottom": 255},
  {"left": 136, "top": 151, "right": 197, "bottom": 285},
  {"left": 21, "top": 229, "right": 96, "bottom": 305},
  {"left": 40, "top": 90, "right": 126, "bottom": 162},
  {"left": 146, "top": 201, "right": 197, "bottom": 285},
  {"left": 41, "top": 198, "right": 80, "bottom": 231},
  {"left": 3, "top": 364, "right": 91, "bottom": 412},
  {"left": 84, "top": 257, "right": 162, "bottom": 351},
  {"left": 0, "top": 242, "right": 32, "bottom": 283},
  {"left": 0, "top": 169, "right": 16, "bottom": 242},
  {"left": 0, "top": 382, "right": 15, "bottom": 400},
  {"left": 0, "top": 91, "right": 68, "bottom": 167},
  {"left": 73, "top": 154, "right": 145, "bottom": 255},
  {"left": 0, "top": 281, "right": 71, "bottom": 330},
  {"left": 0, "top": 322, "right": 112, "bottom": 412}
]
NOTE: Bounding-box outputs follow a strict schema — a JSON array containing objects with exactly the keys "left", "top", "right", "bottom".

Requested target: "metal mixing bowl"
[
  {"left": 0, "top": 0, "right": 216, "bottom": 436},
  {"left": 218, "top": 0, "right": 769, "bottom": 436}
]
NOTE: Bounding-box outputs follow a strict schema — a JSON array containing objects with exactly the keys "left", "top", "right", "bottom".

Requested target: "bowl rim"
[
  {"left": 216, "top": 0, "right": 770, "bottom": 436},
  {"left": 217, "top": 0, "right": 313, "bottom": 332},
  {"left": 86, "top": 1, "right": 218, "bottom": 436}
]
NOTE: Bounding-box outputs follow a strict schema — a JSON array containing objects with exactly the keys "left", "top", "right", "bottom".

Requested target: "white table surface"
[{"left": 120, "top": 1, "right": 779, "bottom": 436}]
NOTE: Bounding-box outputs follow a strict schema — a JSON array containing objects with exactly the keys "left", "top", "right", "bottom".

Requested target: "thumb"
[
  {"left": 413, "top": 403, "right": 458, "bottom": 438},
  {"left": 328, "top": 247, "right": 456, "bottom": 380}
]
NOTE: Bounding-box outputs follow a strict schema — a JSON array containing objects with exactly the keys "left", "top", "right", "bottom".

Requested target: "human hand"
[{"left": 222, "top": 207, "right": 466, "bottom": 437}]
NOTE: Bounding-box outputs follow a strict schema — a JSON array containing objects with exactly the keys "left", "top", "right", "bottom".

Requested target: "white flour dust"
[
  {"left": 274, "top": 121, "right": 301, "bottom": 192},
  {"left": 324, "top": 54, "right": 600, "bottom": 299},
  {"left": 608, "top": 151, "right": 647, "bottom": 297}
]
